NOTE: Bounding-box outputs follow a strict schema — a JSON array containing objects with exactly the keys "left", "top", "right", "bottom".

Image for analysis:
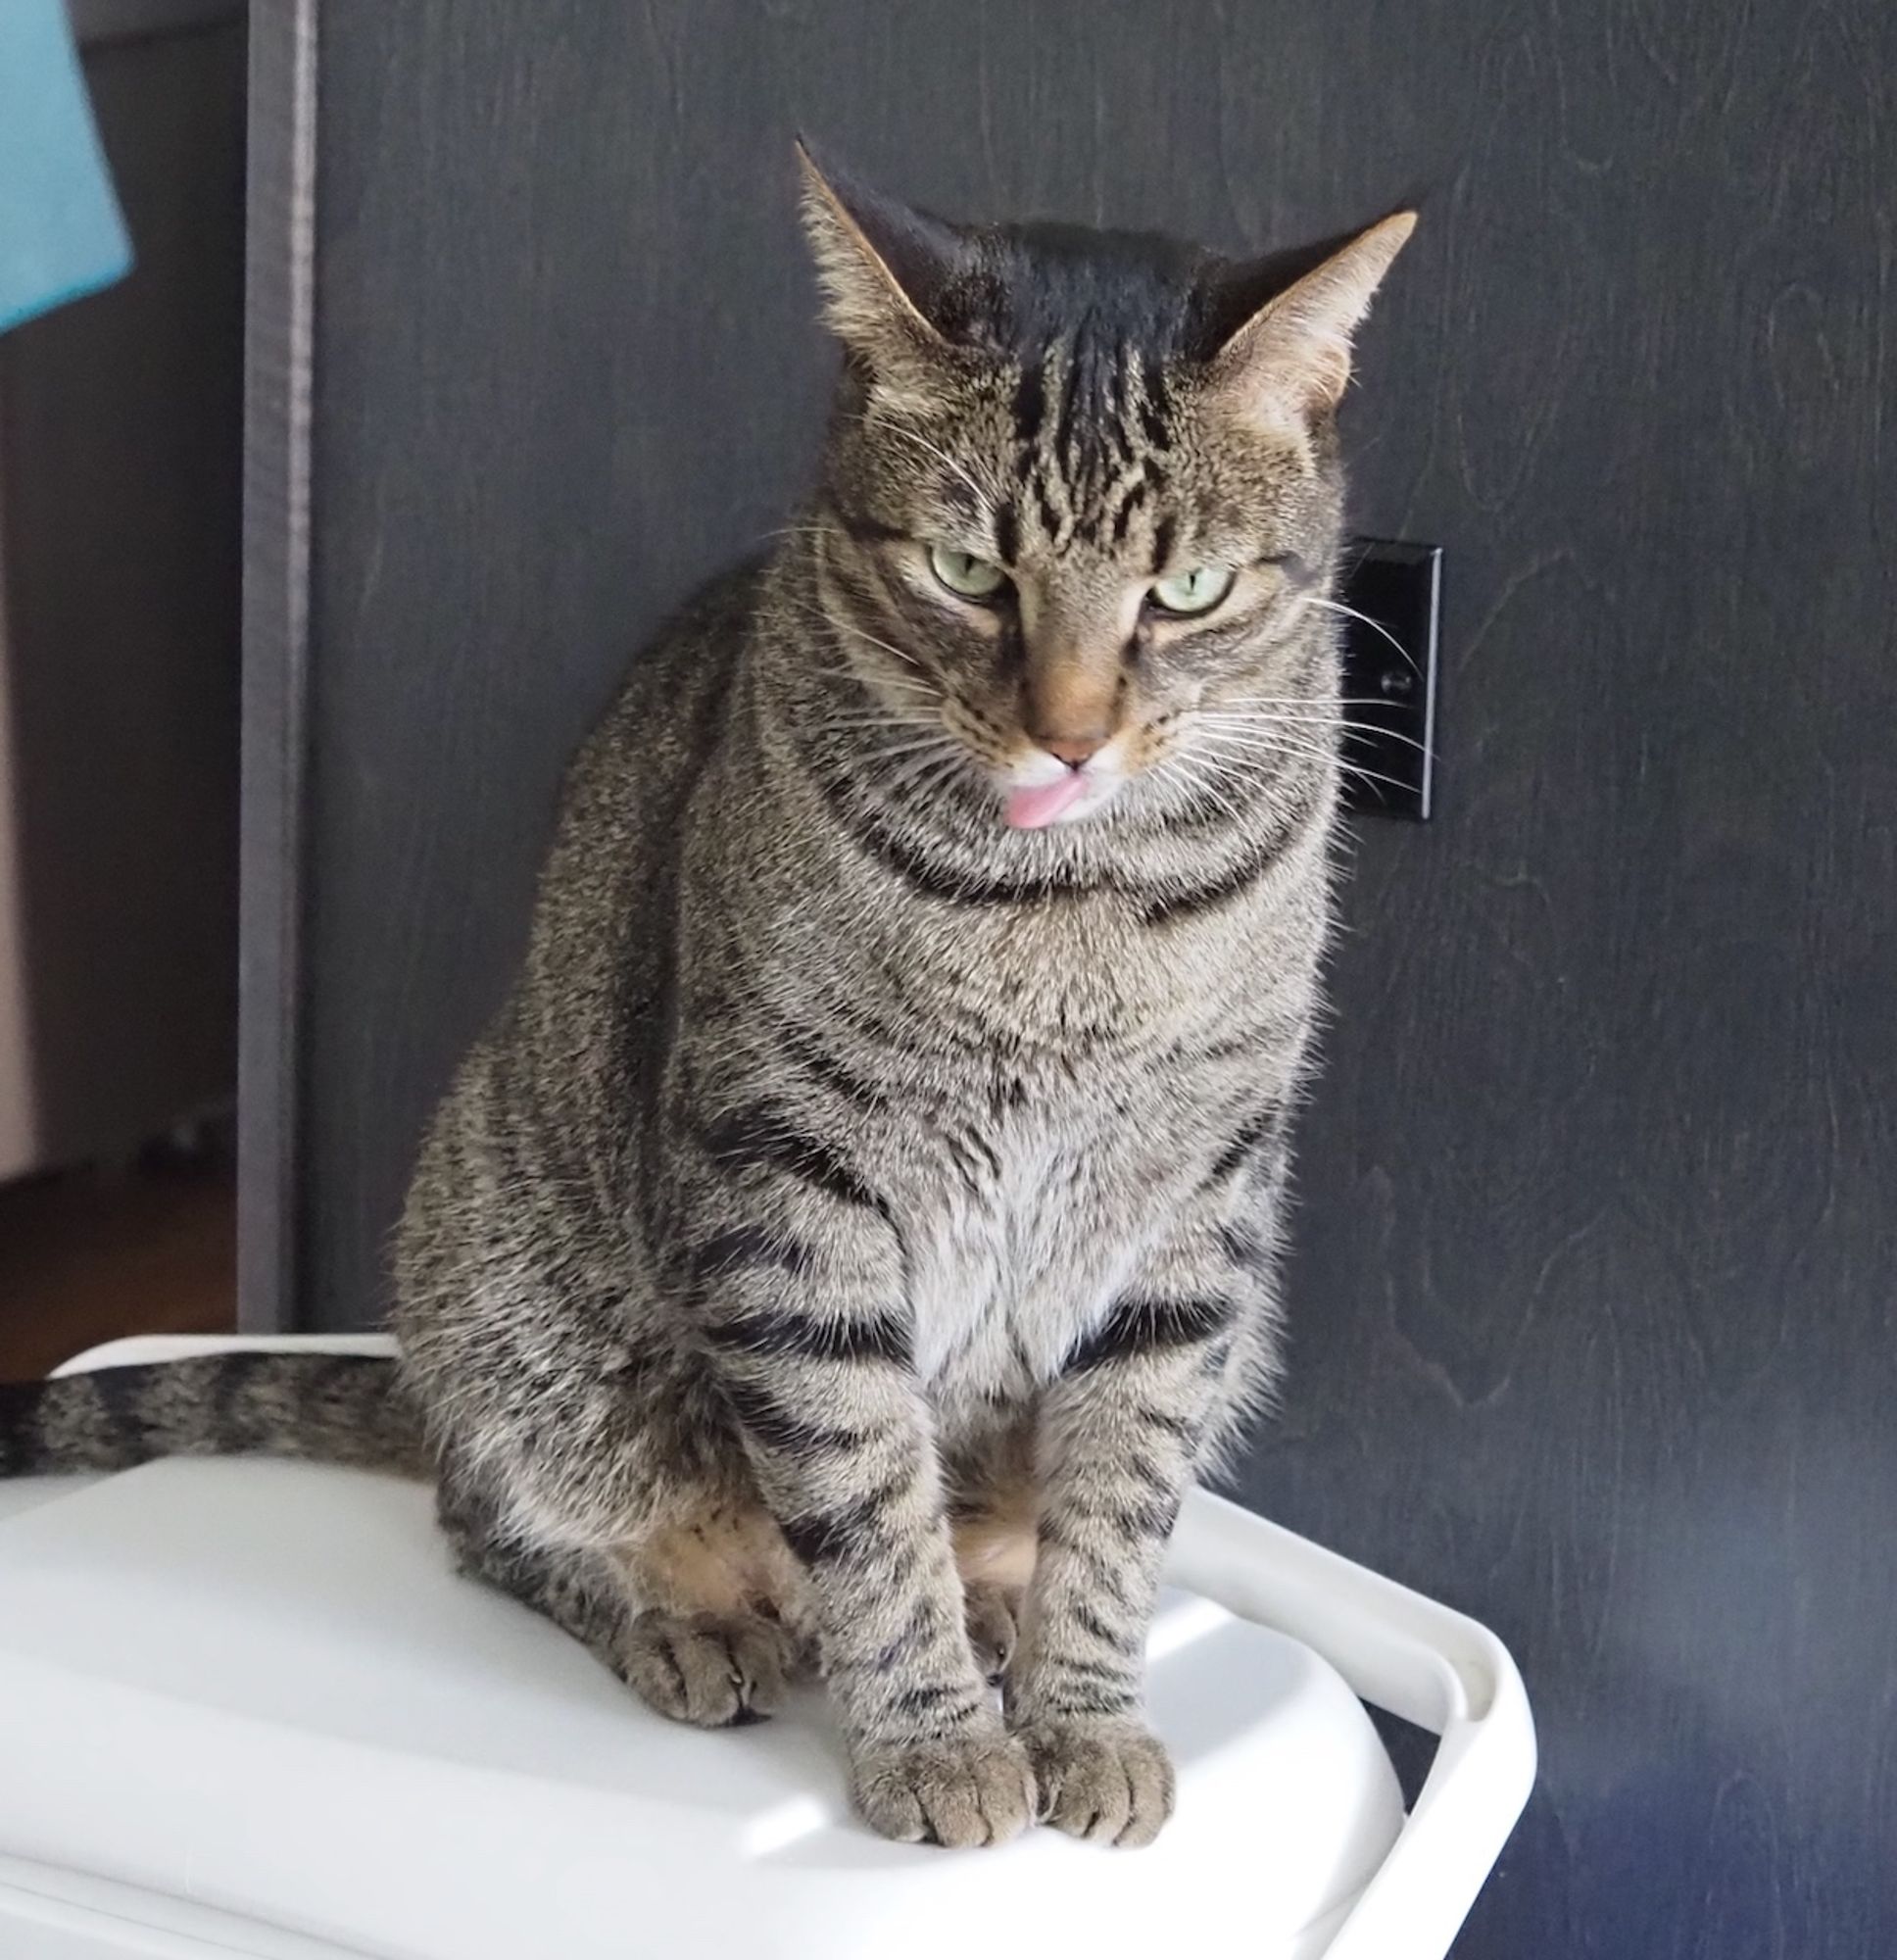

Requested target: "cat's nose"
[{"left": 1042, "top": 733, "right": 1108, "bottom": 769}]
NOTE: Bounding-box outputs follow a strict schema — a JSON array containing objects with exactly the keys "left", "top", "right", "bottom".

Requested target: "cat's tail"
[{"left": 0, "top": 1352, "right": 429, "bottom": 1480}]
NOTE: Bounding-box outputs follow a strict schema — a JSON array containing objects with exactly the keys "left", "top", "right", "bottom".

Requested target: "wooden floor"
[{"left": 0, "top": 1156, "right": 235, "bottom": 1381}]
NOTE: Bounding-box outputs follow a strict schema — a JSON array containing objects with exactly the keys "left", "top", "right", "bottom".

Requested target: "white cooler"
[{"left": 0, "top": 1337, "right": 1534, "bottom": 1960}]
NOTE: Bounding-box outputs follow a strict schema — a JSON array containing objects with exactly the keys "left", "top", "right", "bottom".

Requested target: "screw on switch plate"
[{"left": 1336, "top": 538, "right": 1441, "bottom": 820}]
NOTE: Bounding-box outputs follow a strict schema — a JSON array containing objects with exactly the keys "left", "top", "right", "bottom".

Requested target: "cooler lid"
[{"left": 0, "top": 1459, "right": 1403, "bottom": 1960}]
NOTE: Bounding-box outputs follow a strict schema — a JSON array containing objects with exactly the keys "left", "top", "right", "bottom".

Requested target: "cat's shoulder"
[{"left": 577, "top": 555, "right": 766, "bottom": 765}]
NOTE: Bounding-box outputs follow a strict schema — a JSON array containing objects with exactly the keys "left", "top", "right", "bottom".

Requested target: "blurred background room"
[{"left": 0, "top": 0, "right": 244, "bottom": 1378}]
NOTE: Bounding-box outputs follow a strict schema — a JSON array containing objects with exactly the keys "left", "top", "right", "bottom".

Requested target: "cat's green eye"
[
  {"left": 928, "top": 544, "right": 1008, "bottom": 603},
  {"left": 1148, "top": 565, "right": 1236, "bottom": 617}
]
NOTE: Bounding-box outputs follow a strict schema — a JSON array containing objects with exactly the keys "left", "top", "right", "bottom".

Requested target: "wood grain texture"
[{"left": 268, "top": 3, "right": 1897, "bottom": 1946}]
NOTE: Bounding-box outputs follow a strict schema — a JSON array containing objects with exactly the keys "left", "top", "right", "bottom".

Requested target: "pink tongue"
[{"left": 1005, "top": 774, "right": 1088, "bottom": 830}]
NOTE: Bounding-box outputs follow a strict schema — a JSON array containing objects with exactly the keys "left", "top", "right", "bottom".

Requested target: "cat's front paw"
[
  {"left": 1014, "top": 1716, "right": 1176, "bottom": 1847},
  {"left": 849, "top": 1725, "right": 1037, "bottom": 1848}
]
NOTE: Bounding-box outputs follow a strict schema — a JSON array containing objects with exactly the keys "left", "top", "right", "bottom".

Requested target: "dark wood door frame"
[{"left": 236, "top": 0, "right": 316, "bottom": 1333}]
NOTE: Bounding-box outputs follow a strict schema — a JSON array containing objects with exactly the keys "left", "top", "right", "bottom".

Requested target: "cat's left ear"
[
  {"left": 795, "top": 139, "right": 966, "bottom": 362},
  {"left": 1208, "top": 212, "right": 1416, "bottom": 420}
]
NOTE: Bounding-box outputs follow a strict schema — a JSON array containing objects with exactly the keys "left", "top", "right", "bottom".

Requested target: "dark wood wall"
[{"left": 254, "top": 4, "right": 1897, "bottom": 1949}]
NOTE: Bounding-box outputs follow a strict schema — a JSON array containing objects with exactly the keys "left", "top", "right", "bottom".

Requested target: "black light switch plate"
[{"left": 1337, "top": 538, "right": 1441, "bottom": 820}]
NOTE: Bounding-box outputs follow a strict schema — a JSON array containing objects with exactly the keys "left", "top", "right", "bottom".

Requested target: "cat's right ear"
[
  {"left": 795, "top": 139, "right": 966, "bottom": 363},
  {"left": 1207, "top": 211, "right": 1417, "bottom": 422}
]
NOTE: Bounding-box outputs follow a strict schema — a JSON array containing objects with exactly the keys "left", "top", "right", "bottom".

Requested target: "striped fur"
[
  {"left": 2, "top": 158, "right": 1410, "bottom": 1850},
  {"left": 0, "top": 1356, "right": 425, "bottom": 1479}
]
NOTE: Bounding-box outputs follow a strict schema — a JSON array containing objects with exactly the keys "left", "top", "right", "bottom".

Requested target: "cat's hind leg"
[
  {"left": 615, "top": 1501, "right": 817, "bottom": 1726},
  {"left": 438, "top": 1462, "right": 815, "bottom": 1729}
]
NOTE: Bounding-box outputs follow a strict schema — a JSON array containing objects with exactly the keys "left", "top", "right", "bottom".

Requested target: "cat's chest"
[{"left": 891, "top": 1079, "right": 1186, "bottom": 1400}]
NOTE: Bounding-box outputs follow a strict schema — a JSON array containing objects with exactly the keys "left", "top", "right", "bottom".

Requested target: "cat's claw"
[
  {"left": 850, "top": 1727, "right": 1037, "bottom": 1848},
  {"left": 963, "top": 1583, "right": 1021, "bottom": 1686},
  {"left": 1014, "top": 1716, "right": 1176, "bottom": 1847},
  {"left": 619, "top": 1609, "right": 804, "bottom": 1728}
]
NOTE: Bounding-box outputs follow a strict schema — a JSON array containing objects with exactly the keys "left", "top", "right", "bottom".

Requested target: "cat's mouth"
[{"left": 999, "top": 752, "right": 1126, "bottom": 830}]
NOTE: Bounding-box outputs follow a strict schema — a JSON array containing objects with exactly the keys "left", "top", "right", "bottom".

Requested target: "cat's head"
[{"left": 795, "top": 143, "right": 1412, "bottom": 832}]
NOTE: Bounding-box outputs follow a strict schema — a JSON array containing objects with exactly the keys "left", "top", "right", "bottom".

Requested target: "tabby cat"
[{"left": 0, "top": 149, "right": 1411, "bottom": 1850}]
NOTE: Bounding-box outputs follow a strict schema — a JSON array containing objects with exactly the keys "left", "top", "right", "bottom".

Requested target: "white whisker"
[
  {"left": 1193, "top": 710, "right": 1433, "bottom": 758},
  {"left": 1161, "top": 754, "right": 1244, "bottom": 821},
  {"left": 838, "top": 624, "right": 927, "bottom": 672},
  {"left": 1215, "top": 695, "right": 1417, "bottom": 711},
  {"left": 810, "top": 712, "right": 942, "bottom": 732},
  {"left": 808, "top": 664, "right": 938, "bottom": 700},
  {"left": 866, "top": 745, "right": 956, "bottom": 776},
  {"left": 868, "top": 416, "right": 991, "bottom": 514},
  {"left": 1198, "top": 725, "right": 1419, "bottom": 803},
  {"left": 1332, "top": 759, "right": 1423, "bottom": 800},
  {"left": 1295, "top": 593, "right": 1420, "bottom": 674},
  {"left": 880, "top": 746, "right": 966, "bottom": 803},
  {"left": 1194, "top": 731, "right": 1323, "bottom": 770}
]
